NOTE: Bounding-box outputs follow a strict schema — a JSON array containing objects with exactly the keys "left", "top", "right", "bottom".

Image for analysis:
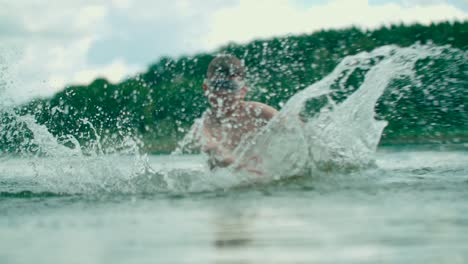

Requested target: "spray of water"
[
  {"left": 0, "top": 44, "right": 465, "bottom": 194},
  {"left": 180, "top": 44, "right": 455, "bottom": 186}
]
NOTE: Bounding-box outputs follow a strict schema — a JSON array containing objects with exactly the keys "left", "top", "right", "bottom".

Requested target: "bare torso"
[{"left": 203, "top": 101, "right": 275, "bottom": 152}]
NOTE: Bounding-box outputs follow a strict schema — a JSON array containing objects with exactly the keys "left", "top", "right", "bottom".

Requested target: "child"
[{"left": 197, "top": 54, "right": 278, "bottom": 172}]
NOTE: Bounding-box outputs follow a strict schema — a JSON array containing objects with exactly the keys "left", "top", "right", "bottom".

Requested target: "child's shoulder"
[{"left": 244, "top": 101, "right": 278, "bottom": 119}]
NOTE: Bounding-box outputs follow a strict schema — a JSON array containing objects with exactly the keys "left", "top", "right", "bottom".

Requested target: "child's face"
[
  {"left": 203, "top": 77, "right": 247, "bottom": 115},
  {"left": 205, "top": 89, "right": 242, "bottom": 110}
]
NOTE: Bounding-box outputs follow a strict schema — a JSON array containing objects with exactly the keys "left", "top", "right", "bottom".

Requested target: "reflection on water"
[{"left": 213, "top": 208, "right": 253, "bottom": 249}]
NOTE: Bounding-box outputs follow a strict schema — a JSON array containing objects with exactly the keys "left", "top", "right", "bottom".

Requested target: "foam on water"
[{"left": 0, "top": 44, "right": 464, "bottom": 194}]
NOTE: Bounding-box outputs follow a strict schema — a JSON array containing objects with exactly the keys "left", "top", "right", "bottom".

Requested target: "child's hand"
[
  {"left": 205, "top": 143, "right": 236, "bottom": 168},
  {"left": 202, "top": 141, "right": 219, "bottom": 154},
  {"left": 235, "top": 155, "right": 264, "bottom": 176}
]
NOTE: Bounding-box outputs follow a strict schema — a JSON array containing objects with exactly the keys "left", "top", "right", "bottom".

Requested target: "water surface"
[{"left": 1, "top": 146, "right": 467, "bottom": 264}]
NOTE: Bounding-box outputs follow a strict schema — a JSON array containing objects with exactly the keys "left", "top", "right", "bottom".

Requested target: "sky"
[{"left": 0, "top": 0, "right": 467, "bottom": 103}]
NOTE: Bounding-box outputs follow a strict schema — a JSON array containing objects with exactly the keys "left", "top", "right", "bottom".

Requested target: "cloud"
[
  {"left": 86, "top": 0, "right": 238, "bottom": 65},
  {"left": 0, "top": 0, "right": 238, "bottom": 103},
  {"left": 204, "top": 0, "right": 468, "bottom": 49},
  {"left": 0, "top": 1, "right": 113, "bottom": 102},
  {"left": 48, "top": 59, "right": 139, "bottom": 88},
  {"left": 74, "top": 5, "right": 108, "bottom": 31},
  {"left": 370, "top": 0, "right": 468, "bottom": 10}
]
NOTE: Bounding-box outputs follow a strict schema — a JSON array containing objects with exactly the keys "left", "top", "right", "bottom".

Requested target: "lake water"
[
  {"left": 1, "top": 44, "right": 466, "bottom": 263},
  {"left": 1, "top": 145, "right": 467, "bottom": 264}
]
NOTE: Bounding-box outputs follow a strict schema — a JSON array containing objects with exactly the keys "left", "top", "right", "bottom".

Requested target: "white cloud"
[
  {"left": 0, "top": 0, "right": 235, "bottom": 103},
  {"left": 400, "top": 0, "right": 450, "bottom": 6},
  {"left": 204, "top": 0, "right": 467, "bottom": 49},
  {"left": 72, "top": 60, "right": 140, "bottom": 85},
  {"left": 74, "top": 5, "right": 108, "bottom": 31},
  {"left": 0, "top": 1, "right": 138, "bottom": 103},
  {"left": 47, "top": 59, "right": 139, "bottom": 89},
  {"left": 111, "top": 0, "right": 132, "bottom": 10}
]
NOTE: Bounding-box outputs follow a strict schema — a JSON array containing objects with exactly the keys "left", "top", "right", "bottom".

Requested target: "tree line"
[{"left": 2, "top": 21, "right": 466, "bottom": 154}]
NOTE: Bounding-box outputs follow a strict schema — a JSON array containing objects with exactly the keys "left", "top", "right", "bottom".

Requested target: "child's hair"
[{"left": 207, "top": 54, "right": 245, "bottom": 80}]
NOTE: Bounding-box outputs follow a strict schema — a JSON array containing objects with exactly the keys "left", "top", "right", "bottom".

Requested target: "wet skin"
[{"left": 200, "top": 84, "right": 277, "bottom": 172}]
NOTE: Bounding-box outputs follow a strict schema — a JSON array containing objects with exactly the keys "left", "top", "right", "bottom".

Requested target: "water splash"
[
  {"left": 231, "top": 45, "right": 452, "bottom": 180},
  {"left": 1, "top": 44, "right": 466, "bottom": 195},
  {"left": 0, "top": 63, "right": 147, "bottom": 194}
]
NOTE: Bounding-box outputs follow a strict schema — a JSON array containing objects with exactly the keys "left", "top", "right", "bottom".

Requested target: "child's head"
[
  {"left": 206, "top": 54, "right": 245, "bottom": 81},
  {"left": 204, "top": 54, "right": 247, "bottom": 111}
]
